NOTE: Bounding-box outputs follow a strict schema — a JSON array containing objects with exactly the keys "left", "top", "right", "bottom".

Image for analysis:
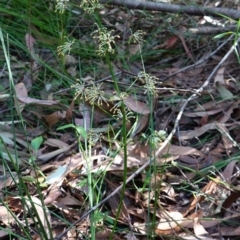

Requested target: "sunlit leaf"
[{"left": 46, "top": 166, "right": 67, "bottom": 184}]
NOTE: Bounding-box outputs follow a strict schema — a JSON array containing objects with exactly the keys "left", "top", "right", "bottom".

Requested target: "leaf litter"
[{"left": 2, "top": 1, "right": 240, "bottom": 240}]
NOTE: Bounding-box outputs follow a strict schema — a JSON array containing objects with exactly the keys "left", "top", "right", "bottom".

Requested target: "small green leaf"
[
  {"left": 76, "top": 126, "right": 87, "bottom": 139},
  {"left": 57, "top": 124, "right": 75, "bottom": 131},
  {"left": 103, "top": 213, "right": 114, "bottom": 224},
  {"left": 213, "top": 32, "right": 233, "bottom": 39},
  {"left": 31, "top": 136, "right": 43, "bottom": 151},
  {"left": 22, "top": 176, "right": 36, "bottom": 183},
  {"left": 57, "top": 124, "right": 87, "bottom": 138},
  {"left": 40, "top": 182, "right": 48, "bottom": 188}
]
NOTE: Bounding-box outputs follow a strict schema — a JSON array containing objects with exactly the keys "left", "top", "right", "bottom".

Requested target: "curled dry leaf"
[
  {"left": 193, "top": 217, "right": 208, "bottom": 236},
  {"left": 43, "top": 111, "right": 66, "bottom": 127}
]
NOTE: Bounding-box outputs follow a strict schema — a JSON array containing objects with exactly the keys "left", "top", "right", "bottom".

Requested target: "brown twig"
[
  {"left": 189, "top": 25, "right": 238, "bottom": 35},
  {"left": 100, "top": 0, "right": 240, "bottom": 20}
]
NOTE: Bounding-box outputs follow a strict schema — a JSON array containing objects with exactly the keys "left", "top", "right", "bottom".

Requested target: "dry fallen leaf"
[
  {"left": 123, "top": 96, "right": 151, "bottom": 115},
  {"left": 43, "top": 111, "right": 66, "bottom": 127}
]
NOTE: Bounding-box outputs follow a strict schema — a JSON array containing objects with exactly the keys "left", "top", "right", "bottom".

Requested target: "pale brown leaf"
[
  {"left": 156, "top": 211, "right": 183, "bottom": 230},
  {"left": 124, "top": 96, "right": 151, "bottom": 115},
  {"left": 193, "top": 218, "right": 209, "bottom": 236},
  {"left": 43, "top": 111, "right": 66, "bottom": 127}
]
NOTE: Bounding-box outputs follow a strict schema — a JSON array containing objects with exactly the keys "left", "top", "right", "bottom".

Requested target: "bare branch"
[
  {"left": 189, "top": 25, "right": 237, "bottom": 35},
  {"left": 100, "top": 0, "right": 240, "bottom": 20}
]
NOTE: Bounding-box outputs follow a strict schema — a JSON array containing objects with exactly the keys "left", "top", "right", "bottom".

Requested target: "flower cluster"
[
  {"left": 55, "top": 0, "right": 69, "bottom": 13},
  {"left": 92, "top": 27, "right": 119, "bottom": 56},
  {"left": 57, "top": 37, "right": 75, "bottom": 56},
  {"left": 80, "top": 0, "right": 103, "bottom": 13}
]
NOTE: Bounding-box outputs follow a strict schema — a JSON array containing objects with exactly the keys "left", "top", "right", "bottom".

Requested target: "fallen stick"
[{"left": 100, "top": 0, "right": 240, "bottom": 20}]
